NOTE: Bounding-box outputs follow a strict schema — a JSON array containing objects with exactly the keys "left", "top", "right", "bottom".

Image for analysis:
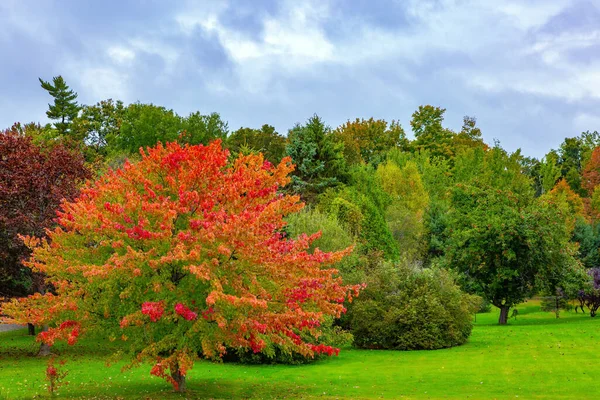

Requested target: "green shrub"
[{"left": 349, "top": 262, "right": 477, "bottom": 350}]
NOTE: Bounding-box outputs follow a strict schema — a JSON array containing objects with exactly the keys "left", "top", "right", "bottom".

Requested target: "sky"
[{"left": 1, "top": 0, "right": 600, "bottom": 159}]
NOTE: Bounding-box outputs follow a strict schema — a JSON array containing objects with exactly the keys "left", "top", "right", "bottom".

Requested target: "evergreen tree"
[
  {"left": 285, "top": 115, "right": 346, "bottom": 200},
  {"left": 39, "top": 76, "right": 80, "bottom": 136}
]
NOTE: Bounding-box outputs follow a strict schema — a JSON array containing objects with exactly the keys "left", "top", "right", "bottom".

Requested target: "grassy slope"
[{"left": 1, "top": 301, "right": 600, "bottom": 399}]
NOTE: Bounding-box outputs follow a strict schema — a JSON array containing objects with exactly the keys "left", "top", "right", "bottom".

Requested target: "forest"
[{"left": 2, "top": 75, "right": 600, "bottom": 398}]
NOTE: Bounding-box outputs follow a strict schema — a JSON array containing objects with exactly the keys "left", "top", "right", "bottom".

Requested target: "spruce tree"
[{"left": 39, "top": 75, "right": 80, "bottom": 136}]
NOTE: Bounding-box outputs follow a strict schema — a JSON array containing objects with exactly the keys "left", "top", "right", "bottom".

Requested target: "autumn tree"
[
  {"left": 555, "top": 133, "right": 600, "bottom": 197},
  {"left": 39, "top": 76, "right": 80, "bottom": 137},
  {"left": 2, "top": 141, "right": 361, "bottom": 392},
  {"left": 333, "top": 118, "right": 407, "bottom": 165},
  {"left": 0, "top": 127, "right": 90, "bottom": 298},
  {"left": 582, "top": 147, "right": 600, "bottom": 195},
  {"left": 547, "top": 179, "right": 585, "bottom": 222}
]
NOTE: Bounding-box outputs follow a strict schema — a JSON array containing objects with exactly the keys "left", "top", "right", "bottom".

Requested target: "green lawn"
[{"left": 1, "top": 301, "right": 599, "bottom": 399}]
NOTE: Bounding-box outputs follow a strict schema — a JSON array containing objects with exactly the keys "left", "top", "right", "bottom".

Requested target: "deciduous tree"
[
  {"left": 333, "top": 118, "right": 407, "bottom": 165},
  {"left": 582, "top": 146, "right": 600, "bottom": 195},
  {"left": 410, "top": 105, "right": 455, "bottom": 159},
  {"left": 0, "top": 127, "right": 90, "bottom": 298},
  {"left": 227, "top": 124, "right": 287, "bottom": 164},
  {"left": 445, "top": 147, "right": 579, "bottom": 324},
  {"left": 2, "top": 141, "right": 361, "bottom": 392}
]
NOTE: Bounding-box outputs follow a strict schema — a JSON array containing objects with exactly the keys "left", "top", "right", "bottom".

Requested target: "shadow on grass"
[
  {"left": 46, "top": 378, "right": 309, "bottom": 399},
  {"left": 476, "top": 311, "right": 594, "bottom": 327}
]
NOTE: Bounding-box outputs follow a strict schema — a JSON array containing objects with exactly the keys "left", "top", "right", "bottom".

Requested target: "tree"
[
  {"left": 2, "top": 141, "right": 361, "bottom": 392},
  {"left": 445, "top": 146, "right": 579, "bottom": 324},
  {"left": 227, "top": 124, "right": 287, "bottom": 164},
  {"left": 376, "top": 161, "right": 429, "bottom": 260},
  {"left": 579, "top": 268, "right": 600, "bottom": 317},
  {"left": 547, "top": 179, "right": 585, "bottom": 223},
  {"left": 410, "top": 105, "right": 455, "bottom": 159},
  {"left": 452, "top": 116, "right": 487, "bottom": 154},
  {"left": 539, "top": 152, "right": 562, "bottom": 194},
  {"left": 116, "top": 103, "right": 183, "bottom": 154},
  {"left": 555, "top": 133, "right": 600, "bottom": 197},
  {"left": 386, "top": 148, "right": 454, "bottom": 263},
  {"left": 582, "top": 146, "right": 600, "bottom": 195},
  {"left": 180, "top": 112, "right": 228, "bottom": 146},
  {"left": 0, "top": 127, "right": 90, "bottom": 298},
  {"left": 39, "top": 76, "right": 80, "bottom": 137},
  {"left": 318, "top": 165, "right": 399, "bottom": 260},
  {"left": 286, "top": 115, "right": 346, "bottom": 200},
  {"left": 71, "top": 99, "right": 126, "bottom": 158},
  {"left": 333, "top": 118, "right": 407, "bottom": 165}
]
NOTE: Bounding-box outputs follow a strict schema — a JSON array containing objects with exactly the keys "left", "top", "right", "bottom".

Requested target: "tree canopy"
[{"left": 2, "top": 141, "right": 361, "bottom": 391}]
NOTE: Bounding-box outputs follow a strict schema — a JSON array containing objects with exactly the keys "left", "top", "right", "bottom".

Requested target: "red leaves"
[
  {"left": 0, "top": 128, "right": 90, "bottom": 296},
  {"left": 38, "top": 320, "right": 81, "bottom": 346},
  {"left": 310, "top": 343, "right": 340, "bottom": 356},
  {"left": 126, "top": 225, "right": 152, "bottom": 240},
  {"left": 174, "top": 303, "right": 197, "bottom": 321},
  {"left": 2, "top": 140, "right": 362, "bottom": 390},
  {"left": 201, "top": 307, "right": 215, "bottom": 320},
  {"left": 141, "top": 302, "right": 164, "bottom": 322}
]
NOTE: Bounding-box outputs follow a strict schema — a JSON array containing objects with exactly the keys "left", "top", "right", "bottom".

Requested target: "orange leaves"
[
  {"left": 583, "top": 146, "right": 600, "bottom": 195},
  {"left": 3, "top": 140, "right": 361, "bottom": 389}
]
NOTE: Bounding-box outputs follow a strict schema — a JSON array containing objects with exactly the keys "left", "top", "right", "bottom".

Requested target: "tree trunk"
[
  {"left": 27, "top": 323, "right": 35, "bottom": 336},
  {"left": 498, "top": 305, "right": 510, "bottom": 325},
  {"left": 171, "top": 363, "right": 186, "bottom": 392},
  {"left": 38, "top": 325, "right": 51, "bottom": 356}
]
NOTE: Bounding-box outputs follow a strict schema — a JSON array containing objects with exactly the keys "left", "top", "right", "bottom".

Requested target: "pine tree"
[{"left": 39, "top": 76, "right": 80, "bottom": 136}]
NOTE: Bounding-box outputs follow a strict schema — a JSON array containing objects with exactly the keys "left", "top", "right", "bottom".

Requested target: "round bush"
[{"left": 349, "top": 262, "right": 478, "bottom": 350}]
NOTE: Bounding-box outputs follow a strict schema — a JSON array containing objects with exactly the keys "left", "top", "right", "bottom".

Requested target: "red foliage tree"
[
  {"left": 582, "top": 146, "right": 600, "bottom": 195},
  {"left": 2, "top": 141, "right": 361, "bottom": 392},
  {"left": 0, "top": 126, "right": 90, "bottom": 298}
]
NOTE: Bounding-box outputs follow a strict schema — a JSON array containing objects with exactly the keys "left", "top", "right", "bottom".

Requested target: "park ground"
[{"left": 1, "top": 300, "right": 599, "bottom": 399}]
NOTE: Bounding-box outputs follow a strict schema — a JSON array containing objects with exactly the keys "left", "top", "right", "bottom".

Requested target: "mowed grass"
[{"left": 1, "top": 300, "right": 600, "bottom": 399}]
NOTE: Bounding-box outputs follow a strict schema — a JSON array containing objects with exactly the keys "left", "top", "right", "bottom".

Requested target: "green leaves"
[{"left": 39, "top": 76, "right": 80, "bottom": 137}]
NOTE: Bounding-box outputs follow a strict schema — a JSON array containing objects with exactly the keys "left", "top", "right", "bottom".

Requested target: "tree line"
[{"left": 2, "top": 75, "right": 600, "bottom": 390}]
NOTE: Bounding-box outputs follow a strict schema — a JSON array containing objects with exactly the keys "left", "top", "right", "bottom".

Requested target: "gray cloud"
[{"left": 2, "top": 0, "right": 600, "bottom": 158}]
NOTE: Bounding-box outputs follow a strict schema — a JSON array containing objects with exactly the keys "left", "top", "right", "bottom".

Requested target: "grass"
[{"left": 1, "top": 300, "right": 600, "bottom": 399}]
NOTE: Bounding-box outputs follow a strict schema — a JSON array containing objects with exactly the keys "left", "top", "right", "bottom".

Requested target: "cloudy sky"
[{"left": 1, "top": 0, "right": 600, "bottom": 158}]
